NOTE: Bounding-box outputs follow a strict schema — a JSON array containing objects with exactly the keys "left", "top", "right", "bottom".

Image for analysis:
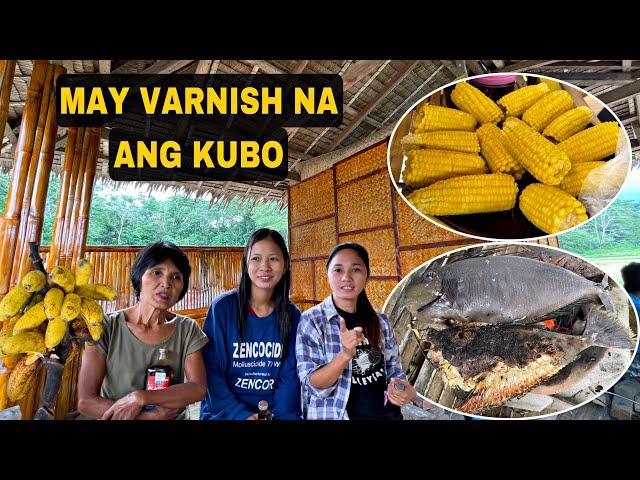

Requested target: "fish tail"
[{"left": 583, "top": 304, "right": 633, "bottom": 349}]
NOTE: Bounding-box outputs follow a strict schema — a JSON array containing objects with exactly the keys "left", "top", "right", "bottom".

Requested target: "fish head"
[{"left": 400, "top": 270, "right": 443, "bottom": 314}]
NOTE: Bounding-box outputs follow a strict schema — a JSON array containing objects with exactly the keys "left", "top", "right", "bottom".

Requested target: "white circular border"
[
  {"left": 382, "top": 241, "right": 640, "bottom": 420},
  {"left": 386, "top": 72, "right": 635, "bottom": 243}
]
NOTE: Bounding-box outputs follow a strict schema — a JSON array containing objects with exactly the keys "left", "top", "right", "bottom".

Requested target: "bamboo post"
[
  {"left": 0, "top": 60, "right": 47, "bottom": 295},
  {"left": 0, "top": 60, "right": 16, "bottom": 144},
  {"left": 17, "top": 65, "right": 64, "bottom": 279},
  {"left": 46, "top": 128, "right": 77, "bottom": 270},
  {"left": 71, "top": 127, "right": 100, "bottom": 269},
  {"left": 59, "top": 128, "right": 86, "bottom": 268},
  {"left": 12, "top": 64, "right": 54, "bottom": 285}
]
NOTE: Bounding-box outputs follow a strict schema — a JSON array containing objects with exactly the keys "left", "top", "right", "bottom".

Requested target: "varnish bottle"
[
  {"left": 257, "top": 400, "right": 272, "bottom": 420},
  {"left": 144, "top": 348, "right": 174, "bottom": 410}
]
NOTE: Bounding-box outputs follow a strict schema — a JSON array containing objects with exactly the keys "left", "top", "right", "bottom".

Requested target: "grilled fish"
[
  {"left": 420, "top": 303, "right": 634, "bottom": 414},
  {"left": 414, "top": 255, "right": 612, "bottom": 328}
]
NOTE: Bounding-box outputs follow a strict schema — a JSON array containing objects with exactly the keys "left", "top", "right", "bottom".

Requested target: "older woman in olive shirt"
[{"left": 77, "top": 242, "right": 208, "bottom": 420}]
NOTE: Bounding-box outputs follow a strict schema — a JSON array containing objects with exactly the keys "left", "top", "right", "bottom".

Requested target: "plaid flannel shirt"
[{"left": 296, "top": 296, "right": 406, "bottom": 420}]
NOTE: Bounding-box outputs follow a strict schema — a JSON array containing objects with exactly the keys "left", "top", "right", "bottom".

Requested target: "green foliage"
[
  {"left": 0, "top": 171, "right": 288, "bottom": 247},
  {"left": 559, "top": 198, "right": 640, "bottom": 258}
]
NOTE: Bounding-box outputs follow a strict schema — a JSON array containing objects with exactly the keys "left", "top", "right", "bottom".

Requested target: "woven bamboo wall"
[
  {"left": 289, "top": 140, "right": 561, "bottom": 312},
  {"left": 289, "top": 141, "right": 479, "bottom": 311}
]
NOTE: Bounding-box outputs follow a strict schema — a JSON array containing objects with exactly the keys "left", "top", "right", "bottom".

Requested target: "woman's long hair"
[
  {"left": 326, "top": 243, "right": 381, "bottom": 351},
  {"left": 237, "top": 229, "right": 292, "bottom": 358}
]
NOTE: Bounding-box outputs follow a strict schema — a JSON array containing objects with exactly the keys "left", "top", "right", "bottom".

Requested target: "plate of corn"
[{"left": 388, "top": 74, "right": 631, "bottom": 240}]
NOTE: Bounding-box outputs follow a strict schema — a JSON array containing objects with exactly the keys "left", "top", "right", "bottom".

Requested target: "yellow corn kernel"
[
  {"left": 559, "top": 161, "right": 607, "bottom": 197},
  {"left": 497, "top": 83, "right": 550, "bottom": 117},
  {"left": 519, "top": 183, "right": 588, "bottom": 234},
  {"left": 403, "top": 149, "right": 487, "bottom": 188},
  {"left": 522, "top": 90, "right": 574, "bottom": 132},
  {"left": 543, "top": 106, "right": 594, "bottom": 142},
  {"left": 557, "top": 122, "right": 620, "bottom": 164},
  {"left": 401, "top": 131, "right": 480, "bottom": 154},
  {"left": 412, "top": 104, "right": 477, "bottom": 133},
  {"left": 450, "top": 82, "right": 504, "bottom": 125},
  {"left": 538, "top": 78, "right": 562, "bottom": 92},
  {"left": 407, "top": 173, "right": 518, "bottom": 216},
  {"left": 476, "top": 123, "right": 525, "bottom": 180},
  {"left": 502, "top": 117, "right": 571, "bottom": 185}
]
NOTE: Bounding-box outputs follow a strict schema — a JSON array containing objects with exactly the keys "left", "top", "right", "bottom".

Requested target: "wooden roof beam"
[
  {"left": 341, "top": 60, "right": 387, "bottom": 91},
  {"left": 324, "top": 61, "right": 419, "bottom": 152},
  {"left": 498, "top": 60, "right": 556, "bottom": 72},
  {"left": 538, "top": 72, "right": 637, "bottom": 85},
  {"left": 598, "top": 80, "right": 640, "bottom": 104}
]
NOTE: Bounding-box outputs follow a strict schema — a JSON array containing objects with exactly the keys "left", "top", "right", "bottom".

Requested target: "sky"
[{"left": 619, "top": 168, "right": 640, "bottom": 201}]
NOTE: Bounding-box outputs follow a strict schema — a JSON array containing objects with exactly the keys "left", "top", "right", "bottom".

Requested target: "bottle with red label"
[
  {"left": 257, "top": 400, "right": 272, "bottom": 420},
  {"left": 144, "top": 348, "right": 174, "bottom": 410}
]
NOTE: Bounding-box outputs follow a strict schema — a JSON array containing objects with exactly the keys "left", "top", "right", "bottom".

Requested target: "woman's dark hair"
[
  {"left": 326, "top": 242, "right": 381, "bottom": 351},
  {"left": 131, "top": 241, "right": 191, "bottom": 302},
  {"left": 238, "top": 229, "right": 292, "bottom": 358},
  {"left": 621, "top": 262, "right": 640, "bottom": 293}
]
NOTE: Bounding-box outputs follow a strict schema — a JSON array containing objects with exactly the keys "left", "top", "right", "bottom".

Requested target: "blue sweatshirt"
[{"left": 200, "top": 290, "right": 302, "bottom": 420}]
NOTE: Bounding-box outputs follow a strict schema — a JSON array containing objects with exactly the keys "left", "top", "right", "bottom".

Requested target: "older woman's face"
[{"left": 139, "top": 258, "right": 184, "bottom": 310}]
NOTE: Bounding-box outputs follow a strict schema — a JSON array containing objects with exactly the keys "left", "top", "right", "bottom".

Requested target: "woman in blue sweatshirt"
[{"left": 200, "top": 229, "right": 301, "bottom": 420}]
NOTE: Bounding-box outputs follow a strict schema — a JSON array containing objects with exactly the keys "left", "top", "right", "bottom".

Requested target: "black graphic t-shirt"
[{"left": 333, "top": 298, "right": 402, "bottom": 420}]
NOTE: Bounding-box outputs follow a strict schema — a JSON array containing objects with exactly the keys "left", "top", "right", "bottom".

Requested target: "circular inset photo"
[
  {"left": 387, "top": 73, "right": 632, "bottom": 241},
  {"left": 383, "top": 243, "right": 639, "bottom": 419}
]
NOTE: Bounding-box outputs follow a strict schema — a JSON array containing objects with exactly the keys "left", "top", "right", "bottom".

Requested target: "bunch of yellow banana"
[{"left": 0, "top": 259, "right": 117, "bottom": 402}]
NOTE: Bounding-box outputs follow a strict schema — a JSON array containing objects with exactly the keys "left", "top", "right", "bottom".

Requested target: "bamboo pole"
[
  {"left": 64, "top": 128, "right": 90, "bottom": 267},
  {"left": 0, "top": 60, "right": 47, "bottom": 295},
  {"left": 12, "top": 64, "right": 54, "bottom": 285},
  {"left": 17, "top": 65, "right": 64, "bottom": 279},
  {"left": 59, "top": 127, "right": 86, "bottom": 268},
  {"left": 46, "top": 127, "right": 77, "bottom": 270},
  {"left": 72, "top": 127, "right": 100, "bottom": 269},
  {"left": 0, "top": 60, "right": 16, "bottom": 144}
]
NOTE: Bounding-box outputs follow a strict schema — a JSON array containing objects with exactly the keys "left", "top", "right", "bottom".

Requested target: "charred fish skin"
[
  {"left": 423, "top": 304, "right": 632, "bottom": 414},
  {"left": 418, "top": 256, "right": 607, "bottom": 324},
  {"left": 426, "top": 324, "right": 588, "bottom": 414}
]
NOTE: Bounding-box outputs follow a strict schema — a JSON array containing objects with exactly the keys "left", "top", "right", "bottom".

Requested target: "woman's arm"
[
  {"left": 101, "top": 350, "right": 207, "bottom": 420},
  {"left": 77, "top": 344, "right": 115, "bottom": 418},
  {"left": 309, "top": 319, "right": 362, "bottom": 389}
]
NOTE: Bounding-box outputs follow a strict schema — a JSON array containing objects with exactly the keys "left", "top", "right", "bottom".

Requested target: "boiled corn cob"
[
  {"left": 403, "top": 149, "right": 487, "bottom": 187},
  {"left": 412, "top": 104, "right": 477, "bottom": 133},
  {"left": 522, "top": 90, "right": 574, "bottom": 132},
  {"left": 559, "top": 161, "right": 607, "bottom": 197},
  {"left": 476, "top": 123, "right": 525, "bottom": 180},
  {"left": 538, "top": 78, "right": 562, "bottom": 92},
  {"left": 451, "top": 82, "right": 504, "bottom": 125},
  {"left": 519, "top": 183, "right": 588, "bottom": 234},
  {"left": 502, "top": 117, "right": 571, "bottom": 185},
  {"left": 497, "top": 83, "right": 550, "bottom": 117},
  {"left": 557, "top": 122, "right": 620, "bottom": 164},
  {"left": 407, "top": 173, "right": 518, "bottom": 216},
  {"left": 401, "top": 131, "right": 480, "bottom": 154},
  {"left": 543, "top": 106, "right": 593, "bottom": 142}
]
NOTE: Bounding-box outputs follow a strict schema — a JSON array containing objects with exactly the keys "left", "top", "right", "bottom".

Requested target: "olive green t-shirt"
[{"left": 94, "top": 310, "right": 209, "bottom": 406}]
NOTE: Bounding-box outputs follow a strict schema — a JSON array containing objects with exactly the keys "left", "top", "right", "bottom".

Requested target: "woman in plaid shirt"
[{"left": 296, "top": 243, "right": 416, "bottom": 420}]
